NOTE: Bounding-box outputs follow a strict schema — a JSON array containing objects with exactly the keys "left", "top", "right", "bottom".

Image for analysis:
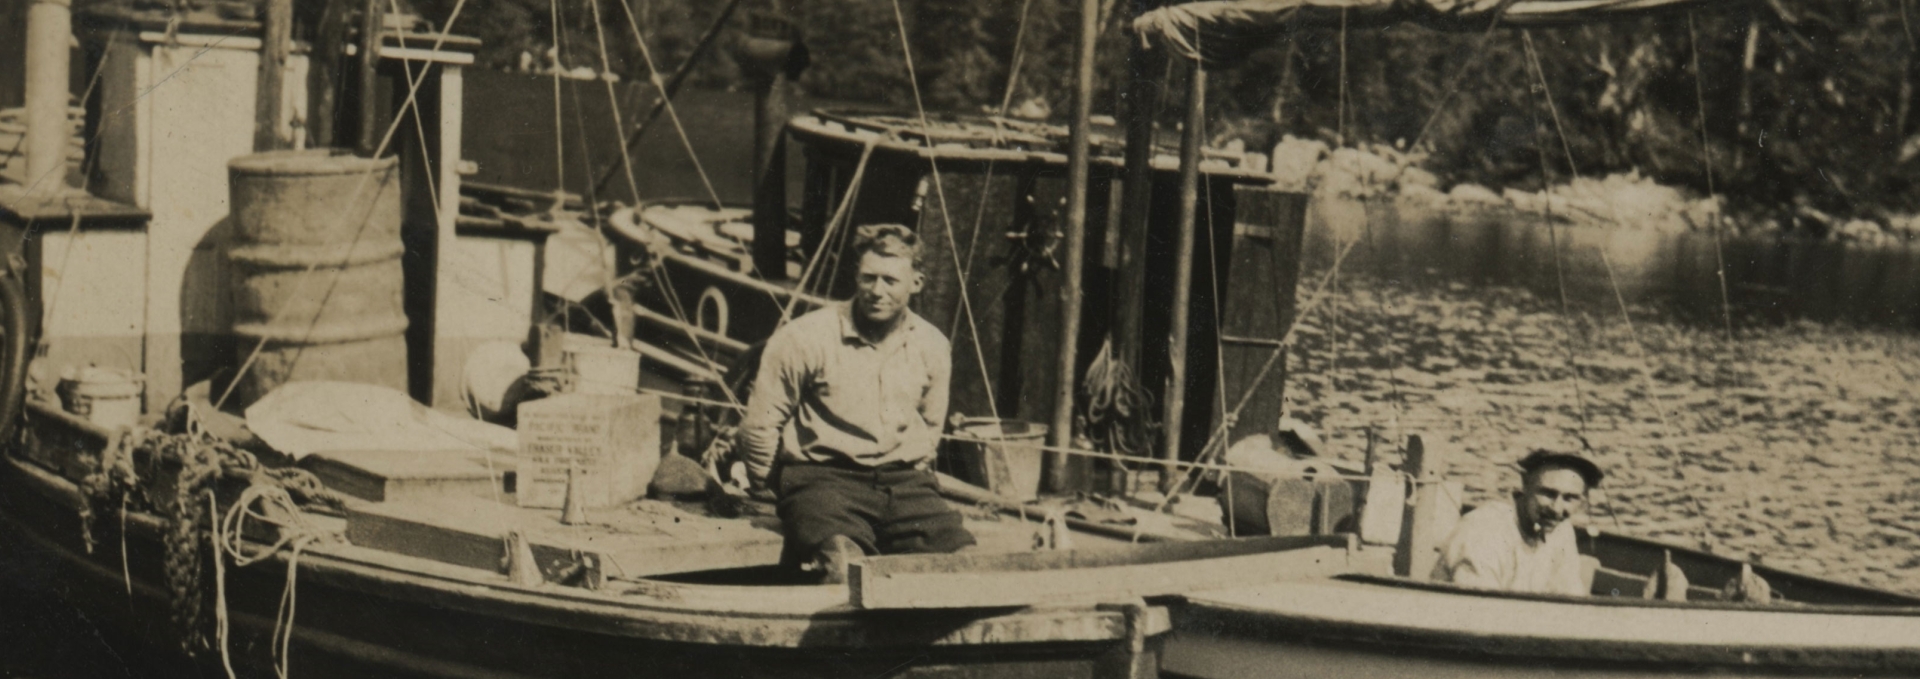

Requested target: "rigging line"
[
  {"left": 15, "top": 25, "right": 186, "bottom": 202},
  {"left": 218, "top": 0, "right": 473, "bottom": 411},
  {"left": 1905, "top": 0, "right": 1916, "bottom": 53},
  {"left": 593, "top": 0, "right": 747, "bottom": 198},
  {"left": 630, "top": 384, "right": 1384, "bottom": 482},
  {"left": 1688, "top": 12, "right": 1735, "bottom": 343},
  {"left": 1519, "top": 32, "right": 1589, "bottom": 437},
  {"left": 644, "top": 260, "right": 745, "bottom": 406},
  {"left": 550, "top": 0, "right": 567, "bottom": 196},
  {"left": 1409, "top": 0, "right": 1523, "bottom": 152},
  {"left": 1201, "top": 172, "right": 1232, "bottom": 496},
  {"left": 391, "top": 6, "right": 441, "bottom": 222},
  {"left": 945, "top": 0, "right": 1041, "bottom": 341},
  {"left": 567, "top": 78, "right": 619, "bottom": 300},
  {"left": 619, "top": 2, "right": 724, "bottom": 211},
  {"left": 1521, "top": 30, "right": 1675, "bottom": 436},
  {"left": 782, "top": 137, "right": 878, "bottom": 324},
  {"left": 1152, "top": 231, "right": 1371, "bottom": 512},
  {"left": 1361, "top": 205, "right": 1408, "bottom": 440},
  {"left": 890, "top": 0, "right": 1006, "bottom": 426},
  {"left": 1337, "top": 7, "right": 1348, "bottom": 146},
  {"left": 579, "top": 0, "right": 648, "bottom": 308},
  {"left": 40, "top": 30, "right": 119, "bottom": 341},
  {"left": 997, "top": 0, "right": 1040, "bottom": 117},
  {"left": 588, "top": 0, "right": 641, "bottom": 203},
  {"left": 11, "top": 27, "right": 120, "bottom": 266},
  {"left": 561, "top": 5, "right": 626, "bottom": 305}
]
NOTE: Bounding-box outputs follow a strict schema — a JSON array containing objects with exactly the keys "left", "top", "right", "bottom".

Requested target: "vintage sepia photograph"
[{"left": 2, "top": 0, "right": 1918, "bottom": 676}]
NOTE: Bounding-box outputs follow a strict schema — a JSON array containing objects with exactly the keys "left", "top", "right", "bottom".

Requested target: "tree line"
[{"left": 421, "top": 0, "right": 1920, "bottom": 236}]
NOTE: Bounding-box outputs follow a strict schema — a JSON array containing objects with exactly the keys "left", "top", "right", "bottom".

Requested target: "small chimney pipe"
[{"left": 23, "top": 0, "right": 73, "bottom": 193}]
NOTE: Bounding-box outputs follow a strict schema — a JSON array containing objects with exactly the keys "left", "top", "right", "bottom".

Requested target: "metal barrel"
[{"left": 226, "top": 149, "right": 408, "bottom": 407}]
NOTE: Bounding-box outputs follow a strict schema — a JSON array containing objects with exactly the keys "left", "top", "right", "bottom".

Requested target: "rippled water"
[{"left": 1285, "top": 275, "right": 1920, "bottom": 595}]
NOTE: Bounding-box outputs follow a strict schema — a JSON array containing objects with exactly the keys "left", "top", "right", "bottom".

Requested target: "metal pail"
[
  {"left": 948, "top": 418, "right": 1049, "bottom": 501},
  {"left": 56, "top": 364, "right": 143, "bottom": 429}
]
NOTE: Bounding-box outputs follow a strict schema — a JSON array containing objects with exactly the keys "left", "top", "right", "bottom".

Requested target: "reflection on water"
[{"left": 1302, "top": 197, "right": 1920, "bottom": 331}]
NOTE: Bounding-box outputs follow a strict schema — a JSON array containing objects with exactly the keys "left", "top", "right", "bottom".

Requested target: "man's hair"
[{"left": 852, "top": 223, "right": 922, "bottom": 270}]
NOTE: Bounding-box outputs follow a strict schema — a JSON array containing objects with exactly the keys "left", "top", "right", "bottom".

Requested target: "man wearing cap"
[
  {"left": 1432, "top": 450, "right": 1604, "bottom": 596},
  {"left": 739, "top": 223, "right": 975, "bottom": 583}
]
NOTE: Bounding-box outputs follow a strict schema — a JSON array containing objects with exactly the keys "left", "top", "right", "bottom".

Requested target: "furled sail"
[{"left": 1134, "top": 0, "right": 1722, "bottom": 65}]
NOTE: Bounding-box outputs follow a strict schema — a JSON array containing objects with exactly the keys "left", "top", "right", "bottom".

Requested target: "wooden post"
[
  {"left": 1047, "top": 0, "right": 1100, "bottom": 491},
  {"left": 740, "top": 33, "right": 797, "bottom": 279},
  {"left": 22, "top": 0, "right": 71, "bottom": 193},
  {"left": 252, "top": 0, "right": 294, "bottom": 152},
  {"left": 1113, "top": 2, "right": 1163, "bottom": 423},
  {"left": 309, "top": 0, "right": 349, "bottom": 149},
  {"left": 1157, "top": 63, "right": 1205, "bottom": 488},
  {"left": 355, "top": 0, "right": 381, "bottom": 157},
  {"left": 1394, "top": 435, "right": 1459, "bottom": 577}
]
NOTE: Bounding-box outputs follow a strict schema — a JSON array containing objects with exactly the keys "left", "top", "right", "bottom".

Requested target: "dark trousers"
[{"left": 774, "top": 462, "right": 976, "bottom": 568}]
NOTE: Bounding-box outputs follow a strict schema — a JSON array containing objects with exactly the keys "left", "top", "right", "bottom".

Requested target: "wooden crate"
[
  {"left": 516, "top": 393, "right": 660, "bottom": 509},
  {"left": 300, "top": 449, "right": 505, "bottom": 503}
]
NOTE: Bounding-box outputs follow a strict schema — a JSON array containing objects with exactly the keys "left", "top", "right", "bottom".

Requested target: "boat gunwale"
[
  {"left": 1172, "top": 585, "right": 1920, "bottom": 672},
  {"left": 0, "top": 444, "right": 1144, "bottom": 650},
  {"left": 1330, "top": 572, "right": 1920, "bottom": 617}
]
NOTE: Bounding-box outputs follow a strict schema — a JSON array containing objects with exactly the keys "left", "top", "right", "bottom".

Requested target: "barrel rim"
[
  {"left": 227, "top": 240, "right": 407, "bottom": 268},
  {"left": 232, "top": 316, "right": 411, "bottom": 345},
  {"left": 228, "top": 148, "right": 400, "bottom": 176}
]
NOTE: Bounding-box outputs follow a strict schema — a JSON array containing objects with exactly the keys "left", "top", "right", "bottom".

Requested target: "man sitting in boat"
[
  {"left": 739, "top": 224, "right": 976, "bottom": 583},
  {"left": 1431, "top": 450, "right": 1603, "bottom": 596}
]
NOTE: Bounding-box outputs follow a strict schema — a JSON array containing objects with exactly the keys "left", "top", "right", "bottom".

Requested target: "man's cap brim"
[{"left": 1518, "top": 450, "right": 1604, "bottom": 488}]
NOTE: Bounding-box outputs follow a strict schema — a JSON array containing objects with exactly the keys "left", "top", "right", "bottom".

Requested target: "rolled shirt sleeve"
[
  {"left": 913, "top": 332, "right": 952, "bottom": 461},
  {"left": 740, "top": 331, "right": 800, "bottom": 489}
]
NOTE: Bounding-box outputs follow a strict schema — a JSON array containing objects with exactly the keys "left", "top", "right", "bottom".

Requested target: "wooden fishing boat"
[
  {"left": 0, "top": 3, "right": 1343, "bottom": 678},
  {"left": 0, "top": 390, "right": 1364, "bottom": 679},
  {"left": 8, "top": 0, "right": 1918, "bottom": 677},
  {"left": 1123, "top": 1, "right": 1920, "bottom": 676},
  {"left": 1165, "top": 528, "right": 1920, "bottom": 678}
]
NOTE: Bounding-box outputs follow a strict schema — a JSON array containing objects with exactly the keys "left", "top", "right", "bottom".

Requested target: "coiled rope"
[{"left": 76, "top": 420, "right": 345, "bottom": 658}]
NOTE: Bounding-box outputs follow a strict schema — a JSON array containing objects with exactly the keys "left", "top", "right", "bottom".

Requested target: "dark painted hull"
[{"left": 0, "top": 407, "right": 1162, "bottom": 679}]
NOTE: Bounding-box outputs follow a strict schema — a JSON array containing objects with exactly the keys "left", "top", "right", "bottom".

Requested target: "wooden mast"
[
  {"left": 253, "top": 0, "right": 295, "bottom": 152},
  {"left": 355, "top": 0, "right": 381, "bottom": 157},
  {"left": 1048, "top": 0, "right": 1101, "bottom": 490},
  {"left": 1159, "top": 64, "right": 1206, "bottom": 486}
]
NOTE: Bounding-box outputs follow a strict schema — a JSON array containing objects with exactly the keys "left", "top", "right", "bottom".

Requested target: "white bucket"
[{"left": 56, "top": 364, "right": 143, "bottom": 430}]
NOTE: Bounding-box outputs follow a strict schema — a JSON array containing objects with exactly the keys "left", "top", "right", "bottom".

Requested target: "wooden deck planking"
[{"left": 346, "top": 496, "right": 782, "bottom": 586}]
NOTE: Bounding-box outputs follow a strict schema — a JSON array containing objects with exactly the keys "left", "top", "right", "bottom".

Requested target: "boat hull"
[
  {"left": 1162, "top": 575, "right": 1920, "bottom": 678},
  {"left": 0, "top": 446, "right": 1162, "bottom": 679}
]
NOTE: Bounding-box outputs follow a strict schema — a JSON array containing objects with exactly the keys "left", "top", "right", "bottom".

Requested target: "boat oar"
[
  {"left": 1721, "top": 562, "right": 1773, "bottom": 603},
  {"left": 1644, "top": 549, "right": 1690, "bottom": 602}
]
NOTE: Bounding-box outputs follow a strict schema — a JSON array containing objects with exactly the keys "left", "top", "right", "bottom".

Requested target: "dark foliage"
[{"left": 415, "top": 0, "right": 1920, "bottom": 224}]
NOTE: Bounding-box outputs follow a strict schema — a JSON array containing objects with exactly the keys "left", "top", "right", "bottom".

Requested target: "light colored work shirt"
[
  {"left": 739, "top": 303, "right": 951, "bottom": 486},
  {"left": 1432, "top": 502, "right": 1586, "bottom": 596}
]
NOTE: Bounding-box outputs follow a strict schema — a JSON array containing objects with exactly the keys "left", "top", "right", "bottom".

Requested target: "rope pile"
[{"left": 76, "top": 423, "right": 346, "bottom": 656}]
